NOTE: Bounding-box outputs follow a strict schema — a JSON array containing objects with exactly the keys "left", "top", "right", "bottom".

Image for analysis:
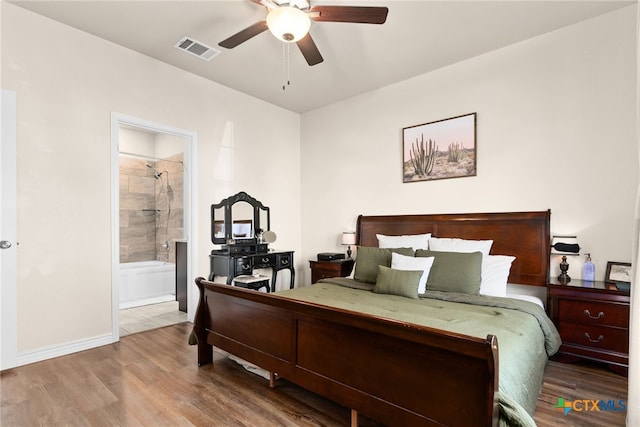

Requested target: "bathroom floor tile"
[{"left": 119, "top": 301, "right": 187, "bottom": 337}]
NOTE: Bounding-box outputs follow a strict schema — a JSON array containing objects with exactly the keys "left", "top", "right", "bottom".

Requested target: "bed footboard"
[{"left": 194, "top": 277, "right": 499, "bottom": 426}]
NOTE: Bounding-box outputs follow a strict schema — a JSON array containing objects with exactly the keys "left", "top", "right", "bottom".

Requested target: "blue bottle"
[{"left": 583, "top": 253, "right": 595, "bottom": 282}]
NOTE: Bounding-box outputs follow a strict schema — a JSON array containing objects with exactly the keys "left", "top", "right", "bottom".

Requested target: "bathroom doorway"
[{"left": 111, "top": 114, "right": 198, "bottom": 340}]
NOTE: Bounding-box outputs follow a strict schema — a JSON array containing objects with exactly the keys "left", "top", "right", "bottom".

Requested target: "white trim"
[
  {"left": 16, "top": 334, "right": 113, "bottom": 367},
  {"left": 110, "top": 115, "right": 121, "bottom": 342},
  {"left": 1, "top": 89, "right": 18, "bottom": 370},
  {"left": 111, "top": 112, "right": 198, "bottom": 344}
]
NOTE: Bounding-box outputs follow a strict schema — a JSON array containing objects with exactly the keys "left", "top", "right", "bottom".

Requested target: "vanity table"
[
  {"left": 208, "top": 192, "right": 295, "bottom": 291},
  {"left": 209, "top": 250, "right": 295, "bottom": 291}
]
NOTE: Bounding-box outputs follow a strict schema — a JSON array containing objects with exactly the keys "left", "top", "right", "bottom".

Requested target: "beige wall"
[
  {"left": 2, "top": 3, "right": 301, "bottom": 354},
  {"left": 300, "top": 6, "right": 638, "bottom": 285}
]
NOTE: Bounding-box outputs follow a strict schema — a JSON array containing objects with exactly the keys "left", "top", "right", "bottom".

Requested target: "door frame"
[
  {"left": 1, "top": 89, "right": 18, "bottom": 369},
  {"left": 111, "top": 113, "right": 198, "bottom": 342}
]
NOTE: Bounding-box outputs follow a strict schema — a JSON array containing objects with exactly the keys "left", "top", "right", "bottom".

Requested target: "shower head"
[{"left": 146, "top": 163, "right": 163, "bottom": 179}]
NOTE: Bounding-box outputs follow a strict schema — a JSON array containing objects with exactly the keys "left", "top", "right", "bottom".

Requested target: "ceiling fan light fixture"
[{"left": 266, "top": 6, "right": 311, "bottom": 43}]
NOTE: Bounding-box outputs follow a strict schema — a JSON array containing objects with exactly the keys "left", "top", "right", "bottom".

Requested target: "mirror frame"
[{"left": 210, "top": 191, "right": 270, "bottom": 245}]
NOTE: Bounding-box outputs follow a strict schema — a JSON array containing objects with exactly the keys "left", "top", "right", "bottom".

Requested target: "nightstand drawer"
[
  {"left": 313, "top": 269, "right": 338, "bottom": 282},
  {"left": 558, "top": 299, "right": 629, "bottom": 328},
  {"left": 309, "top": 259, "right": 354, "bottom": 284},
  {"left": 559, "top": 322, "right": 629, "bottom": 354}
]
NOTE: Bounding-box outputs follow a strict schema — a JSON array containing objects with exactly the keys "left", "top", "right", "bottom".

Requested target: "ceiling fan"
[{"left": 219, "top": 0, "right": 389, "bottom": 66}]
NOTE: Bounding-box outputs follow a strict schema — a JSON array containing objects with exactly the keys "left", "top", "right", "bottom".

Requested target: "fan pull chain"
[
  {"left": 287, "top": 42, "right": 291, "bottom": 87},
  {"left": 282, "top": 42, "right": 291, "bottom": 91}
]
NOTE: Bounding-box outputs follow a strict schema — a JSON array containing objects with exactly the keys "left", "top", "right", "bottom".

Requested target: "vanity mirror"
[
  {"left": 210, "top": 191, "right": 270, "bottom": 247},
  {"left": 209, "top": 192, "right": 294, "bottom": 289}
]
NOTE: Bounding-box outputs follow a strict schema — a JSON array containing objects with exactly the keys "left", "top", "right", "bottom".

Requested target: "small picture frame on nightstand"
[{"left": 605, "top": 261, "right": 631, "bottom": 291}]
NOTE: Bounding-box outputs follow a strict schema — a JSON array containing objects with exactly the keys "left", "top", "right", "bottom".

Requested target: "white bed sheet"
[{"left": 504, "top": 292, "right": 544, "bottom": 309}]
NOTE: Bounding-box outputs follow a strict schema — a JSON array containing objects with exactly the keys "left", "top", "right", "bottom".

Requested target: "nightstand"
[
  {"left": 309, "top": 259, "right": 355, "bottom": 284},
  {"left": 547, "top": 278, "right": 630, "bottom": 375}
]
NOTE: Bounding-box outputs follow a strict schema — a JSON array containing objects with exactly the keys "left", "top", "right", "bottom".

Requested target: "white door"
[{"left": 1, "top": 89, "right": 18, "bottom": 369}]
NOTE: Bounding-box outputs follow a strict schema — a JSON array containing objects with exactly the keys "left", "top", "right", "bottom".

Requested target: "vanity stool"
[{"left": 233, "top": 275, "right": 271, "bottom": 293}]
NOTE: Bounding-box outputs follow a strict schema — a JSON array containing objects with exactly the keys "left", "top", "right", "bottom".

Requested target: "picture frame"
[
  {"left": 605, "top": 261, "right": 631, "bottom": 285},
  {"left": 402, "top": 113, "right": 476, "bottom": 183}
]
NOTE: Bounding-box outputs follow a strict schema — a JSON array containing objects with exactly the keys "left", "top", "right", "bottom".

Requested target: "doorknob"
[{"left": 0, "top": 240, "right": 12, "bottom": 249}]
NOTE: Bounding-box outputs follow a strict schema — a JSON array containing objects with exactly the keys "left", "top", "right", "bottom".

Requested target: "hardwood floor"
[
  {"left": 1, "top": 323, "right": 627, "bottom": 426},
  {"left": 534, "top": 361, "right": 628, "bottom": 427}
]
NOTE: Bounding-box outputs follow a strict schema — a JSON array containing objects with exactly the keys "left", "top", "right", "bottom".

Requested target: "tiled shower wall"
[{"left": 119, "top": 153, "right": 184, "bottom": 264}]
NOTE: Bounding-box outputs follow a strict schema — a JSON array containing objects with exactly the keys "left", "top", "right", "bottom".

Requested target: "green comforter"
[{"left": 276, "top": 278, "right": 561, "bottom": 427}]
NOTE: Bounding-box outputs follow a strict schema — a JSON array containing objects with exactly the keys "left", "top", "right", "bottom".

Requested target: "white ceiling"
[{"left": 9, "top": 0, "right": 635, "bottom": 113}]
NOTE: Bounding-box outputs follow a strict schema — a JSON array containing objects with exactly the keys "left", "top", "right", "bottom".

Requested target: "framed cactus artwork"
[{"left": 402, "top": 113, "right": 476, "bottom": 183}]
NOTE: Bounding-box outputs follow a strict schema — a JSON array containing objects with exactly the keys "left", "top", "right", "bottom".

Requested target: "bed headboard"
[{"left": 356, "top": 210, "right": 550, "bottom": 286}]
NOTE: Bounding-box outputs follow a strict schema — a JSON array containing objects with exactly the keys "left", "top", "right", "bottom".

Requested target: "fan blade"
[
  {"left": 296, "top": 33, "right": 323, "bottom": 66},
  {"left": 251, "top": 0, "right": 280, "bottom": 9},
  {"left": 310, "top": 6, "right": 388, "bottom": 24},
  {"left": 219, "top": 21, "right": 268, "bottom": 49}
]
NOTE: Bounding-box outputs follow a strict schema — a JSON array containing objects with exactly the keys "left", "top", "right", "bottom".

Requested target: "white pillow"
[
  {"left": 377, "top": 233, "right": 431, "bottom": 251},
  {"left": 428, "top": 237, "right": 493, "bottom": 256},
  {"left": 480, "top": 255, "right": 515, "bottom": 297},
  {"left": 391, "top": 252, "right": 434, "bottom": 294}
]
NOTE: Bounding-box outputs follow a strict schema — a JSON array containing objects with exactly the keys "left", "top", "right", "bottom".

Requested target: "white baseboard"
[{"left": 16, "top": 333, "right": 114, "bottom": 367}]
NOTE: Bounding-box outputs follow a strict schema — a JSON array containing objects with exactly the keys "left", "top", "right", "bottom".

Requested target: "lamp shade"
[
  {"left": 341, "top": 232, "right": 356, "bottom": 246},
  {"left": 551, "top": 235, "right": 580, "bottom": 255},
  {"left": 266, "top": 6, "right": 311, "bottom": 43}
]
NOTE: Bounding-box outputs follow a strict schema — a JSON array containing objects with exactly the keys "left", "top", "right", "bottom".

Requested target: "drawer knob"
[
  {"left": 281, "top": 259, "right": 289, "bottom": 265},
  {"left": 583, "top": 309, "right": 604, "bottom": 320},
  {"left": 584, "top": 332, "right": 604, "bottom": 343}
]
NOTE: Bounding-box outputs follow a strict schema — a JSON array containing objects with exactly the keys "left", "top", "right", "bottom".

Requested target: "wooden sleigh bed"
[{"left": 193, "top": 210, "right": 556, "bottom": 426}]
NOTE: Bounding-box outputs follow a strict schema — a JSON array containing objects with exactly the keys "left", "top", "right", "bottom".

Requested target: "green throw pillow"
[
  {"left": 354, "top": 246, "right": 415, "bottom": 283},
  {"left": 373, "top": 265, "right": 422, "bottom": 299},
  {"left": 415, "top": 250, "right": 482, "bottom": 294}
]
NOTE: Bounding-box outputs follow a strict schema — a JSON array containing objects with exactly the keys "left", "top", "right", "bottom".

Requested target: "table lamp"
[
  {"left": 342, "top": 232, "right": 356, "bottom": 259},
  {"left": 551, "top": 235, "right": 580, "bottom": 283}
]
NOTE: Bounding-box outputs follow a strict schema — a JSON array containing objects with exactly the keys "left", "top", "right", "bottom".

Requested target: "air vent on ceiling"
[{"left": 175, "top": 37, "right": 220, "bottom": 61}]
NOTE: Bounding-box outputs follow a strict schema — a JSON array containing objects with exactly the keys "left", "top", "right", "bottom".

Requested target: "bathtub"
[{"left": 119, "top": 261, "right": 176, "bottom": 309}]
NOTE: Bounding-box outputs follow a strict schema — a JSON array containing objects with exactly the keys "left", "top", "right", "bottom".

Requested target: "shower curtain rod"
[{"left": 119, "top": 151, "right": 184, "bottom": 165}]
